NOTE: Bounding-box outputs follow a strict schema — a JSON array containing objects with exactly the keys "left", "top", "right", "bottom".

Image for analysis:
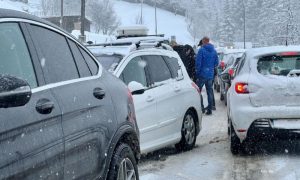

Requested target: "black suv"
[{"left": 0, "top": 9, "right": 140, "bottom": 180}]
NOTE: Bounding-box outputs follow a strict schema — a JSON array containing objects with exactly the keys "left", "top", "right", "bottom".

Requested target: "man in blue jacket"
[{"left": 196, "top": 37, "right": 219, "bottom": 115}]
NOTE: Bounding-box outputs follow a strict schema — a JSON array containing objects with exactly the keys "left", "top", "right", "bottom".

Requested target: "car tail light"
[
  {"left": 279, "top": 52, "right": 299, "bottom": 56},
  {"left": 228, "top": 68, "right": 234, "bottom": 77},
  {"left": 220, "top": 61, "right": 225, "bottom": 70},
  {"left": 127, "top": 88, "right": 136, "bottom": 123},
  {"left": 235, "top": 82, "right": 249, "bottom": 94},
  {"left": 127, "top": 88, "right": 133, "bottom": 102},
  {"left": 192, "top": 82, "right": 201, "bottom": 94}
]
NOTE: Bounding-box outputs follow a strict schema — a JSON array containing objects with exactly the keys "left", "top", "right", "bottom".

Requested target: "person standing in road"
[
  {"left": 196, "top": 37, "right": 219, "bottom": 115},
  {"left": 197, "top": 40, "right": 216, "bottom": 111},
  {"left": 183, "top": 44, "right": 196, "bottom": 82}
]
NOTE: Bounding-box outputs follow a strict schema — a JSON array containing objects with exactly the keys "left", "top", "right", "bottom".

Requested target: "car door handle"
[
  {"left": 146, "top": 96, "right": 154, "bottom": 102},
  {"left": 93, "top": 88, "right": 105, "bottom": 100},
  {"left": 36, "top": 99, "right": 54, "bottom": 114}
]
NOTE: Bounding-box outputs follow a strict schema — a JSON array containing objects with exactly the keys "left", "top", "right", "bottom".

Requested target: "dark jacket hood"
[{"left": 203, "top": 43, "right": 215, "bottom": 52}]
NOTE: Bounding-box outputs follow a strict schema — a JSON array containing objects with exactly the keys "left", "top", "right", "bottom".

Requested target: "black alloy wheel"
[{"left": 107, "top": 143, "right": 139, "bottom": 180}]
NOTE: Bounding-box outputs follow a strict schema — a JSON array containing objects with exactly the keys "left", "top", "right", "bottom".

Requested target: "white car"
[
  {"left": 88, "top": 43, "right": 202, "bottom": 154},
  {"left": 223, "top": 46, "right": 300, "bottom": 154}
]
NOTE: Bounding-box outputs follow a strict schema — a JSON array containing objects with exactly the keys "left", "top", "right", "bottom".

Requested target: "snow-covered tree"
[{"left": 88, "top": 0, "right": 121, "bottom": 35}]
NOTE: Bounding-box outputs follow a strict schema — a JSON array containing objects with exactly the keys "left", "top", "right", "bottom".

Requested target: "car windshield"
[
  {"left": 95, "top": 54, "right": 123, "bottom": 72},
  {"left": 258, "top": 54, "right": 300, "bottom": 76}
]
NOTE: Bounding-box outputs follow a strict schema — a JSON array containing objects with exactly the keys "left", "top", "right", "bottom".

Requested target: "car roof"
[
  {"left": 88, "top": 45, "right": 135, "bottom": 57},
  {"left": 223, "top": 49, "right": 245, "bottom": 54},
  {"left": 0, "top": 8, "right": 69, "bottom": 35},
  {"left": 88, "top": 42, "right": 175, "bottom": 58},
  {"left": 246, "top": 46, "right": 300, "bottom": 58}
]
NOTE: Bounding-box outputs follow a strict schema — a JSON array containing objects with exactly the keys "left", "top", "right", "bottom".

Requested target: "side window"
[
  {"left": 79, "top": 47, "right": 99, "bottom": 75},
  {"left": 143, "top": 55, "right": 172, "bottom": 83},
  {"left": 30, "top": 25, "right": 79, "bottom": 84},
  {"left": 163, "top": 56, "right": 180, "bottom": 78},
  {"left": 121, "top": 57, "right": 147, "bottom": 87},
  {"left": 235, "top": 55, "right": 246, "bottom": 76},
  {"left": 68, "top": 39, "right": 91, "bottom": 77},
  {"left": 0, "top": 23, "right": 37, "bottom": 88}
]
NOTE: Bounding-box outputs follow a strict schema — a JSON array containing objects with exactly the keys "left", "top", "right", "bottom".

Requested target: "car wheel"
[
  {"left": 216, "top": 84, "right": 220, "bottom": 93},
  {"left": 224, "top": 94, "right": 227, "bottom": 106},
  {"left": 227, "top": 117, "right": 230, "bottom": 135},
  {"left": 176, "top": 110, "right": 197, "bottom": 151},
  {"left": 230, "top": 123, "right": 242, "bottom": 155},
  {"left": 107, "top": 143, "right": 139, "bottom": 180}
]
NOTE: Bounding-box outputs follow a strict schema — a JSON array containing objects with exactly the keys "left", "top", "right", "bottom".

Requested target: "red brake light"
[
  {"left": 127, "top": 88, "right": 136, "bottom": 123},
  {"left": 280, "top": 52, "right": 299, "bottom": 56},
  {"left": 220, "top": 61, "right": 225, "bottom": 69},
  {"left": 235, "top": 82, "right": 249, "bottom": 94},
  {"left": 127, "top": 88, "right": 133, "bottom": 102},
  {"left": 228, "top": 68, "right": 234, "bottom": 76},
  {"left": 192, "top": 82, "right": 201, "bottom": 94}
]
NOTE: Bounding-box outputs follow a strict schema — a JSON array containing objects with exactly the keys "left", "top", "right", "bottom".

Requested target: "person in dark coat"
[
  {"left": 196, "top": 37, "right": 219, "bottom": 115},
  {"left": 173, "top": 44, "right": 196, "bottom": 81},
  {"left": 183, "top": 44, "right": 196, "bottom": 82}
]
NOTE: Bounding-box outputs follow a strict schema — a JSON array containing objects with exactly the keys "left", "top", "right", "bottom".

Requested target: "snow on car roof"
[
  {"left": 88, "top": 45, "right": 136, "bottom": 57},
  {"left": 246, "top": 46, "right": 300, "bottom": 58},
  {"left": 115, "top": 36, "right": 168, "bottom": 43},
  {"left": 216, "top": 47, "right": 245, "bottom": 54},
  {"left": 223, "top": 49, "right": 246, "bottom": 54}
]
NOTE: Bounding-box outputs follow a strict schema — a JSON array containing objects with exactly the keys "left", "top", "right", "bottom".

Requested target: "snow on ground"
[
  {"left": 71, "top": 30, "right": 116, "bottom": 44},
  {"left": 138, "top": 92, "right": 300, "bottom": 180},
  {"left": 0, "top": 0, "right": 194, "bottom": 45},
  {"left": 112, "top": 0, "right": 194, "bottom": 45},
  {"left": 0, "top": 0, "right": 40, "bottom": 12}
]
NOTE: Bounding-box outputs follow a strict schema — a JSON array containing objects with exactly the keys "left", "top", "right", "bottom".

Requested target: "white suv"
[
  {"left": 88, "top": 42, "right": 202, "bottom": 154},
  {"left": 223, "top": 46, "right": 300, "bottom": 154}
]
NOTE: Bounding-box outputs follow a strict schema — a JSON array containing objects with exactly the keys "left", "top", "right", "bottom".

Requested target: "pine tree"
[{"left": 219, "top": 0, "right": 235, "bottom": 46}]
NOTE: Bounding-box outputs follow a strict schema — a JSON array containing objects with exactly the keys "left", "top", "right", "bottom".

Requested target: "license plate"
[{"left": 273, "top": 119, "right": 300, "bottom": 129}]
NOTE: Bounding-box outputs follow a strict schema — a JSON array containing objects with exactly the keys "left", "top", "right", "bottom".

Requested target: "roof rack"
[
  {"left": 86, "top": 40, "right": 173, "bottom": 51},
  {"left": 85, "top": 42, "right": 133, "bottom": 47},
  {"left": 116, "top": 34, "right": 165, "bottom": 39}
]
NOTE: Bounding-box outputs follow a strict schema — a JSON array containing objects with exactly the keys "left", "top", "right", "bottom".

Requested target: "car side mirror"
[
  {"left": 0, "top": 75, "right": 32, "bottom": 108},
  {"left": 128, "top": 81, "right": 145, "bottom": 95},
  {"left": 220, "top": 73, "right": 231, "bottom": 83}
]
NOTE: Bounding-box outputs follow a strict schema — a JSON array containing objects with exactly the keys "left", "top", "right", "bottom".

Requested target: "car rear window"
[
  {"left": 95, "top": 54, "right": 123, "bottom": 72},
  {"left": 257, "top": 54, "right": 300, "bottom": 76}
]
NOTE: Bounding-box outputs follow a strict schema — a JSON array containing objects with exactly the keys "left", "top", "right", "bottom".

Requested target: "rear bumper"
[
  {"left": 247, "top": 119, "right": 300, "bottom": 141},
  {"left": 231, "top": 104, "right": 300, "bottom": 141}
]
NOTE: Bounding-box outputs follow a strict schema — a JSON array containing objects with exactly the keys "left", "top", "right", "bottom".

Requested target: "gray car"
[{"left": 0, "top": 9, "right": 140, "bottom": 180}]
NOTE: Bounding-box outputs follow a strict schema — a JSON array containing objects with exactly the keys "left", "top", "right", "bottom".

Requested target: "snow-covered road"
[{"left": 138, "top": 92, "right": 300, "bottom": 180}]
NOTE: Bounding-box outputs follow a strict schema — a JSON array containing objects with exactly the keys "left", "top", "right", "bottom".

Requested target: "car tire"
[
  {"left": 227, "top": 117, "right": 230, "bottom": 136},
  {"left": 230, "top": 123, "right": 242, "bottom": 155},
  {"left": 216, "top": 84, "right": 220, "bottom": 93},
  {"left": 224, "top": 95, "right": 227, "bottom": 106},
  {"left": 107, "top": 143, "right": 139, "bottom": 180},
  {"left": 176, "top": 110, "right": 197, "bottom": 151}
]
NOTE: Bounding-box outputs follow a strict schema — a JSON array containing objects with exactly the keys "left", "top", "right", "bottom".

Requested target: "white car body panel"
[
  {"left": 228, "top": 46, "right": 300, "bottom": 142},
  {"left": 114, "top": 49, "right": 202, "bottom": 154}
]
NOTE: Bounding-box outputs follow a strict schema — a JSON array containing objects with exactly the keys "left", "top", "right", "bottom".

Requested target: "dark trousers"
[{"left": 197, "top": 78, "right": 214, "bottom": 111}]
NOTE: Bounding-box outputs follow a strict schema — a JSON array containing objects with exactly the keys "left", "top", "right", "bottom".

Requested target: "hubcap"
[
  {"left": 183, "top": 114, "right": 196, "bottom": 145},
  {"left": 117, "top": 158, "right": 136, "bottom": 180}
]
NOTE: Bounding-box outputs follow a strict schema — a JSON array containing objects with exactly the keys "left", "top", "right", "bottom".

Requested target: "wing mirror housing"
[
  {"left": 0, "top": 75, "right": 32, "bottom": 108},
  {"left": 128, "top": 81, "right": 145, "bottom": 95}
]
